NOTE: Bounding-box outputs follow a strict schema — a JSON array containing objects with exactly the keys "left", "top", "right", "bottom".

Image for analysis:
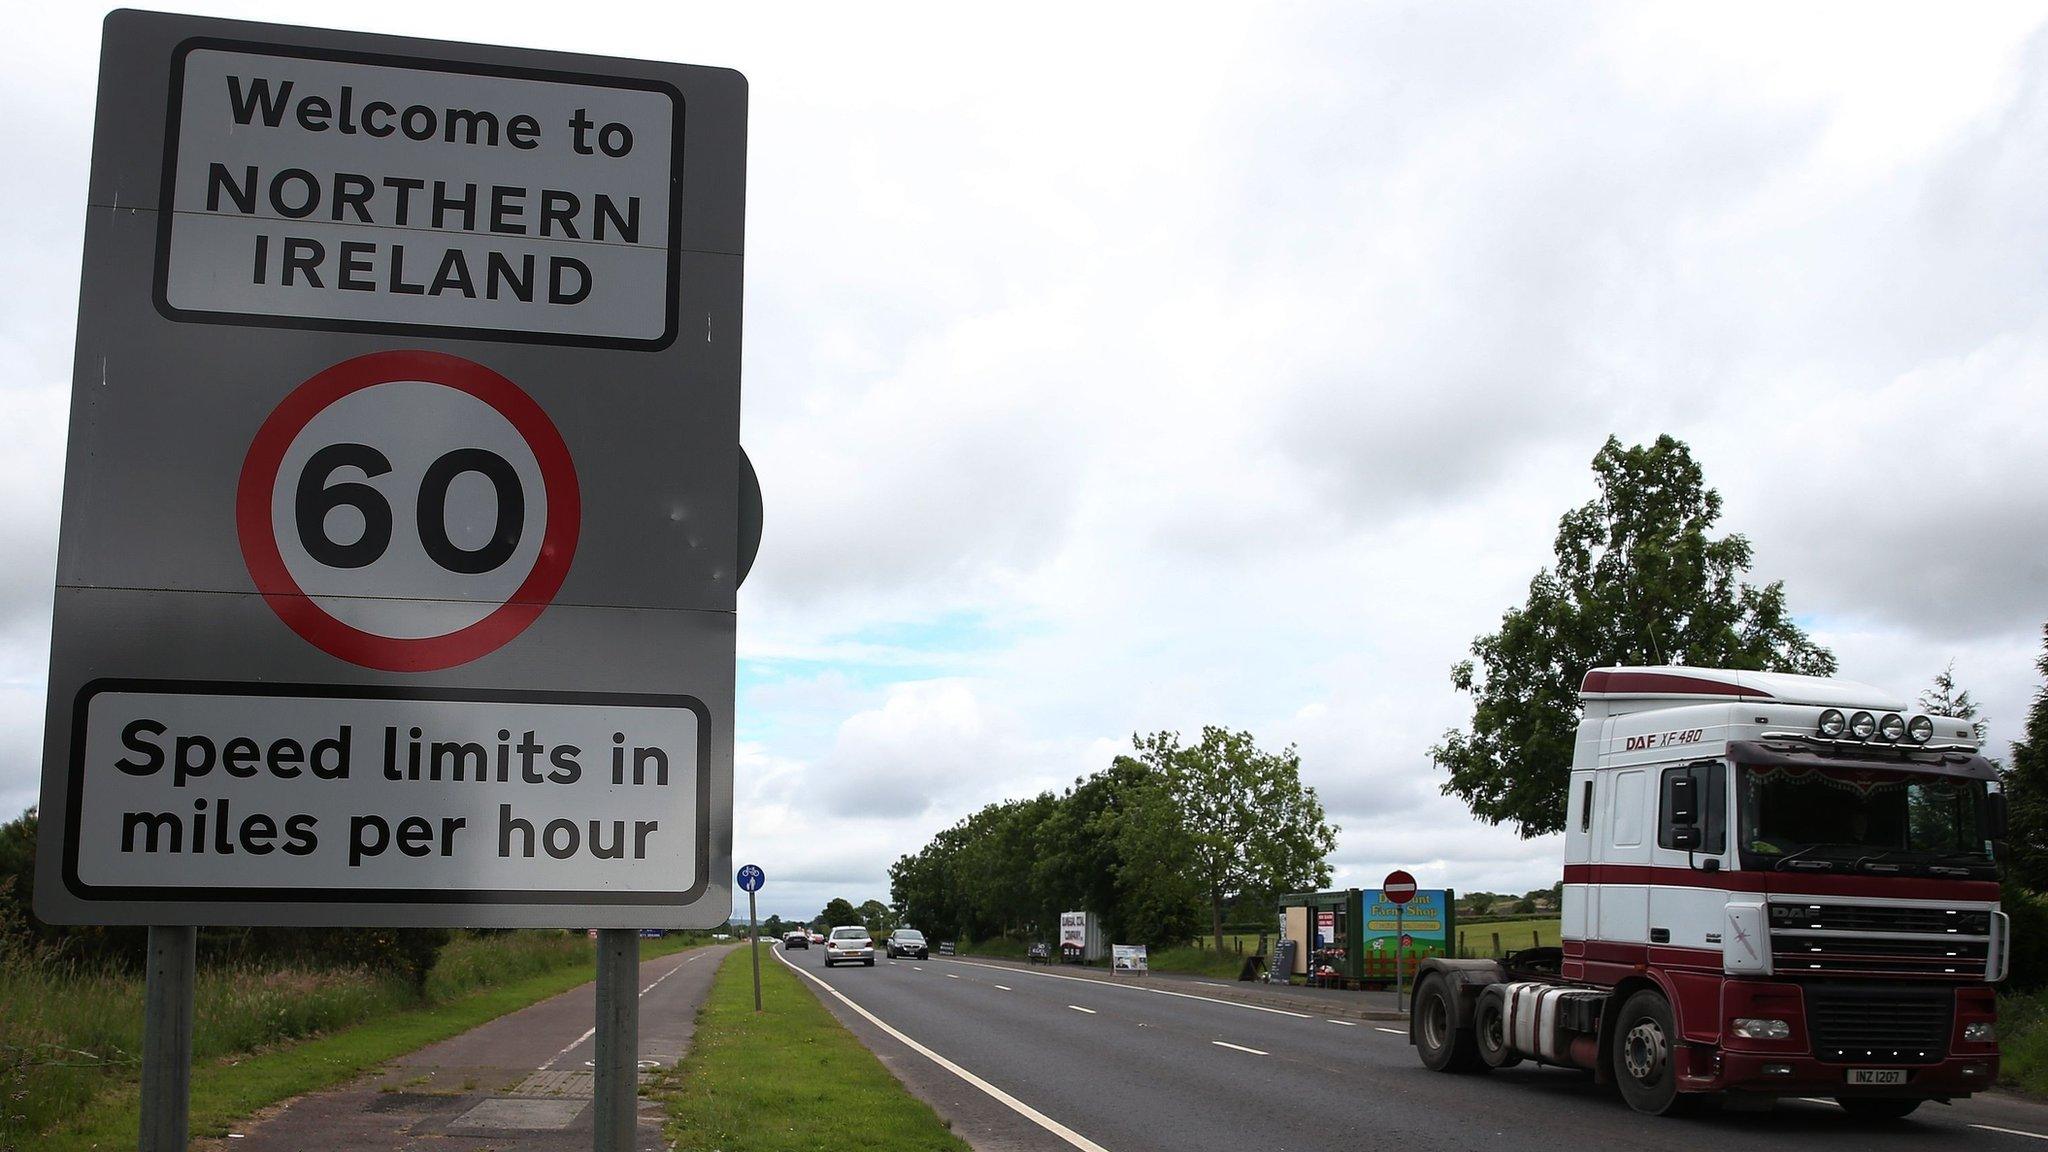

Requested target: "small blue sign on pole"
[{"left": 737, "top": 864, "right": 764, "bottom": 892}]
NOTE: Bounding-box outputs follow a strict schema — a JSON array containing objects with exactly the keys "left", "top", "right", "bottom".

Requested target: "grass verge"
[
  {"left": 1147, "top": 945, "right": 1250, "bottom": 979},
  {"left": 648, "top": 949, "right": 969, "bottom": 1151},
  {"left": 20, "top": 933, "right": 697, "bottom": 1152},
  {"left": 2002, "top": 991, "right": 2048, "bottom": 1097}
]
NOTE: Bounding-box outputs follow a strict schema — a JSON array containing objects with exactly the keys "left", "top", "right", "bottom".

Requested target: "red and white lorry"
[{"left": 1412, "top": 666, "right": 2010, "bottom": 1118}]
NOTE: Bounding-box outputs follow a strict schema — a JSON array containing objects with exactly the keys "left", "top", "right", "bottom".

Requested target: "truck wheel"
[
  {"left": 1611, "top": 989, "right": 1692, "bottom": 1115},
  {"left": 1835, "top": 1098, "right": 1921, "bottom": 1120},
  {"left": 1414, "top": 975, "right": 1487, "bottom": 1073},
  {"left": 1474, "top": 988, "right": 1521, "bottom": 1069}
]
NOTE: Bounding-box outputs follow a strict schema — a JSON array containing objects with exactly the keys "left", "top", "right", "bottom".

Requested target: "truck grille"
[
  {"left": 1804, "top": 984, "right": 1953, "bottom": 1065},
  {"left": 1773, "top": 933, "right": 1988, "bottom": 979},
  {"left": 1769, "top": 903, "right": 1989, "bottom": 935}
]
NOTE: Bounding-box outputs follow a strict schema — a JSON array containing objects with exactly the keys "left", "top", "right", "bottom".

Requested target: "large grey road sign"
[{"left": 36, "top": 11, "right": 746, "bottom": 928}]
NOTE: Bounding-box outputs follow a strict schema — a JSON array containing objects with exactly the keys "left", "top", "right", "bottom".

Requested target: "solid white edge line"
[
  {"left": 1212, "top": 1041, "right": 1269, "bottom": 1056},
  {"left": 1373, "top": 1027, "right": 1406, "bottom": 1035},
  {"left": 1069, "top": 1005, "right": 1097, "bottom": 1014},
  {"left": 1972, "top": 1124, "right": 2048, "bottom": 1141},
  {"left": 935, "top": 957, "right": 1314, "bottom": 1018},
  {"left": 775, "top": 948, "right": 1112, "bottom": 1152}
]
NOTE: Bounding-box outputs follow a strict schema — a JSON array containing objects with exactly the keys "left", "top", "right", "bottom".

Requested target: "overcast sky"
[{"left": 5, "top": 3, "right": 2047, "bottom": 923}]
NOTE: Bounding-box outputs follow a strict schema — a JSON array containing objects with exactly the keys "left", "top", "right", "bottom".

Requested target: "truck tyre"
[
  {"left": 1473, "top": 988, "right": 1521, "bottom": 1069},
  {"left": 1414, "top": 975, "right": 1487, "bottom": 1073},
  {"left": 1611, "top": 989, "right": 1692, "bottom": 1115},
  {"left": 1835, "top": 1098, "right": 1921, "bottom": 1120}
]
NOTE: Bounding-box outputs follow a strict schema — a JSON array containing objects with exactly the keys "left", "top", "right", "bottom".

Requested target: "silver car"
[{"left": 824, "top": 926, "right": 875, "bottom": 967}]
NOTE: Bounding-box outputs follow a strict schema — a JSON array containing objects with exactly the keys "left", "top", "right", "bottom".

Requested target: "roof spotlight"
[
  {"left": 1877, "top": 713, "right": 1906, "bottom": 742},
  {"left": 1849, "top": 711, "right": 1877, "bottom": 740},
  {"left": 1817, "top": 709, "right": 1847, "bottom": 738},
  {"left": 1907, "top": 716, "right": 1935, "bottom": 745}
]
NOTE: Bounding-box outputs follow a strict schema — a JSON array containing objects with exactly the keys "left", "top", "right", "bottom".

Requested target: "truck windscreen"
[{"left": 1738, "top": 765, "right": 1995, "bottom": 875}]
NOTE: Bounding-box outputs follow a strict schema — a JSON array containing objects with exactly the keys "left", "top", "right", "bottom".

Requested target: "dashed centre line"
[
  {"left": 1326, "top": 1019, "right": 1358, "bottom": 1027},
  {"left": 1212, "top": 1041, "right": 1268, "bottom": 1056},
  {"left": 947, "top": 973, "right": 960, "bottom": 979},
  {"left": 1373, "top": 1027, "right": 1407, "bottom": 1036},
  {"left": 994, "top": 985, "right": 1012, "bottom": 991},
  {"left": 1069, "top": 1005, "right": 1097, "bottom": 1014},
  {"left": 1972, "top": 1124, "right": 2048, "bottom": 1141}
]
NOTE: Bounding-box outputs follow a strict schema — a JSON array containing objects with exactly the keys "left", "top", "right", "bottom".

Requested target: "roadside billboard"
[
  {"left": 1112, "top": 944, "right": 1148, "bottom": 973},
  {"left": 1364, "top": 887, "right": 1453, "bottom": 960}
]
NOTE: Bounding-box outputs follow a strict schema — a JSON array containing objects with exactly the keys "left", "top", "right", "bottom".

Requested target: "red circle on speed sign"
[
  {"left": 236, "top": 350, "right": 580, "bottom": 672},
  {"left": 1383, "top": 869, "right": 1418, "bottom": 904}
]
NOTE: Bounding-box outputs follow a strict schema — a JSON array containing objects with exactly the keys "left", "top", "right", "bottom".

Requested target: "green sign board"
[{"left": 1364, "top": 888, "right": 1454, "bottom": 959}]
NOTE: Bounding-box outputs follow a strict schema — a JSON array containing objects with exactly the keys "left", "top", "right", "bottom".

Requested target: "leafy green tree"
[
  {"left": 1132, "top": 728, "right": 1339, "bottom": 953},
  {"left": 762, "top": 914, "right": 785, "bottom": 938},
  {"left": 857, "top": 899, "right": 894, "bottom": 937},
  {"left": 2003, "top": 626, "right": 2048, "bottom": 895},
  {"left": 1465, "top": 892, "right": 1496, "bottom": 916},
  {"left": 1433, "top": 435, "right": 1836, "bottom": 837},
  {"left": 1921, "top": 662, "right": 1990, "bottom": 742},
  {"left": 820, "top": 898, "right": 861, "bottom": 928}
]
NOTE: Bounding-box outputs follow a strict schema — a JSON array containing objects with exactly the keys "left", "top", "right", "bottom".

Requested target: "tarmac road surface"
[{"left": 781, "top": 946, "right": 2048, "bottom": 1152}]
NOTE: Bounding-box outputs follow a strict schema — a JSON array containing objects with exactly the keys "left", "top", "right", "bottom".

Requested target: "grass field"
[
  {"left": 1456, "top": 917, "right": 1562, "bottom": 955},
  {"left": 4, "top": 931, "right": 699, "bottom": 1152},
  {"left": 650, "top": 949, "right": 970, "bottom": 1151}
]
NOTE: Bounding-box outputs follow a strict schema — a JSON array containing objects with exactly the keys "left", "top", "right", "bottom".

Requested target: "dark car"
[
  {"left": 886, "top": 929, "right": 930, "bottom": 959},
  {"left": 783, "top": 931, "right": 810, "bottom": 950}
]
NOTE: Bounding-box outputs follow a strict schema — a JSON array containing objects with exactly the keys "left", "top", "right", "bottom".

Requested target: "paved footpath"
[{"left": 199, "top": 943, "right": 735, "bottom": 1152}]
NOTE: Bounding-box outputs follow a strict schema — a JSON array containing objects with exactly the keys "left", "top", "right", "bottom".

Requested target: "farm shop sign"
[
  {"left": 158, "top": 41, "right": 681, "bottom": 348},
  {"left": 1364, "top": 888, "right": 1451, "bottom": 955}
]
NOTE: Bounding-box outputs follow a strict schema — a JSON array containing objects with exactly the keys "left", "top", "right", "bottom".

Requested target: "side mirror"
[
  {"left": 1991, "top": 791, "right": 2010, "bottom": 840},
  {"left": 1671, "top": 825, "right": 1703, "bottom": 851}
]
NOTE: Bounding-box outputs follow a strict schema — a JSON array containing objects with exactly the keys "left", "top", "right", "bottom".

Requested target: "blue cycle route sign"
[{"left": 737, "top": 864, "right": 765, "bottom": 893}]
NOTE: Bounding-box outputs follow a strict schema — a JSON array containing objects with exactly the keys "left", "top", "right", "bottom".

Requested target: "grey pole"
[
  {"left": 1394, "top": 903, "right": 1405, "bottom": 1014},
  {"left": 748, "top": 890, "right": 762, "bottom": 1012},
  {"left": 593, "top": 929, "right": 640, "bottom": 1152},
  {"left": 139, "top": 925, "right": 197, "bottom": 1152}
]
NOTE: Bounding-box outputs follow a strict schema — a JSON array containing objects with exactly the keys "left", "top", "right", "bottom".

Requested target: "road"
[
  {"left": 203, "top": 942, "right": 733, "bottom": 1152},
  {"left": 778, "top": 945, "right": 2048, "bottom": 1152}
]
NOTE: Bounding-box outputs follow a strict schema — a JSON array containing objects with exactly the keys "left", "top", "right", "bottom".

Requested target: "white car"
[{"left": 824, "top": 926, "right": 875, "bottom": 967}]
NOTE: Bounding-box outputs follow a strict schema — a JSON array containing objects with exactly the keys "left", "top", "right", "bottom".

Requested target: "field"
[
  {"left": 649, "top": 949, "right": 969, "bottom": 1151},
  {"left": 1456, "top": 917, "right": 1562, "bottom": 955},
  {"left": 1, "top": 931, "right": 699, "bottom": 1151}
]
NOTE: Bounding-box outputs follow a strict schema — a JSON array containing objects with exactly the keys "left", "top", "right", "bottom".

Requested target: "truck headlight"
[
  {"left": 1732, "top": 1018, "right": 1790, "bottom": 1040},
  {"left": 1964, "top": 1022, "right": 1997, "bottom": 1043}
]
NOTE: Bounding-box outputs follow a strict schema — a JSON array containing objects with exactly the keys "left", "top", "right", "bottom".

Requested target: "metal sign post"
[
  {"left": 1383, "top": 869, "right": 1418, "bottom": 1014},
  {"left": 138, "top": 926, "right": 196, "bottom": 1152},
  {"left": 593, "top": 930, "right": 640, "bottom": 1152},
  {"left": 738, "top": 865, "right": 765, "bottom": 1012}
]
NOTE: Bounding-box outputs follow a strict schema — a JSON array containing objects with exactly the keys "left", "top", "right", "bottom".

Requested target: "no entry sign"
[
  {"left": 37, "top": 11, "right": 747, "bottom": 929},
  {"left": 1383, "top": 870, "right": 1418, "bottom": 904}
]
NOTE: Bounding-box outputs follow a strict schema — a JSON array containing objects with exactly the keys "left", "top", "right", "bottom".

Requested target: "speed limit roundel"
[{"left": 236, "top": 350, "right": 580, "bottom": 672}]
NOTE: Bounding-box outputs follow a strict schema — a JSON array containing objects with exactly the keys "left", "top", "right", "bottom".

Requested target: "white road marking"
[
  {"left": 1971, "top": 1125, "right": 2048, "bottom": 1141},
  {"left": 1374, "top": 1027, "right": 1407, "bottom": 1036},
  {"left": 1326, "top": 1019, "right": 1358, "bottom": 1027},
  {"left": 948, "top": 974, "right": 960, "bottom": 979},
  {"left": 1797, "top": 1098, "right": 1839, "bottom": 1107},
  {"left": 1212, "top": 1041, "right": 1268, "bottom": 1055},
  {"left": 913, "top": 966, "right": 924, "bottom": 971},
  {"left": 775, "top": 949, "right": 1112, "bottom": 1152},
  {"left": 994, "top": 985, "right": 1012, "bottom": 991},
  {"left": 546, "top": 948, "right": 703, "bottom": 1069},
  {"left": 1069, "top": 1005, "right": 1098, "bottom": 1014}
]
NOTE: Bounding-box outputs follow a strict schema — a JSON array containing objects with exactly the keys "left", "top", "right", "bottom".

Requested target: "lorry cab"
[{"left": 1415, "top": 666, "right": 2008, "bottom": 1117}]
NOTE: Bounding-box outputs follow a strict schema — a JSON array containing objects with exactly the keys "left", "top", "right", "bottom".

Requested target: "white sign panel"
[
  {"left": 1060, "top": 910, "right": 1087, "bottom": 951},
  {"left": 65, "top": 683, "right": 707, "bottom": 904},
  {"left": 159, "top": 42, "right": 680, "bottom": 347}
]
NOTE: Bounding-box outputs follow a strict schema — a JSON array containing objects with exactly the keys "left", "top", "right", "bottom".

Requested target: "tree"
[
  {"left": 820, "top": 898, "right": 861, "bottom": 928},
  {"left": 1433, "top": 435, "right": 1836, "bottom": 837},
  {"left": 1133, "top": 727, "right": 1339, "bottom": 953},
  {"left": 1921, "top": 662, "right": 1990, "bottom": 742},
  {"left": 2004, "top": 626, "right": 2048, "bottom": 895},
  {"left": 1466, "top": 892, "right": 1496, "bottom": 916},
  {"left": 857, "top": 899, "right": 894, "bottom": 937}
]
